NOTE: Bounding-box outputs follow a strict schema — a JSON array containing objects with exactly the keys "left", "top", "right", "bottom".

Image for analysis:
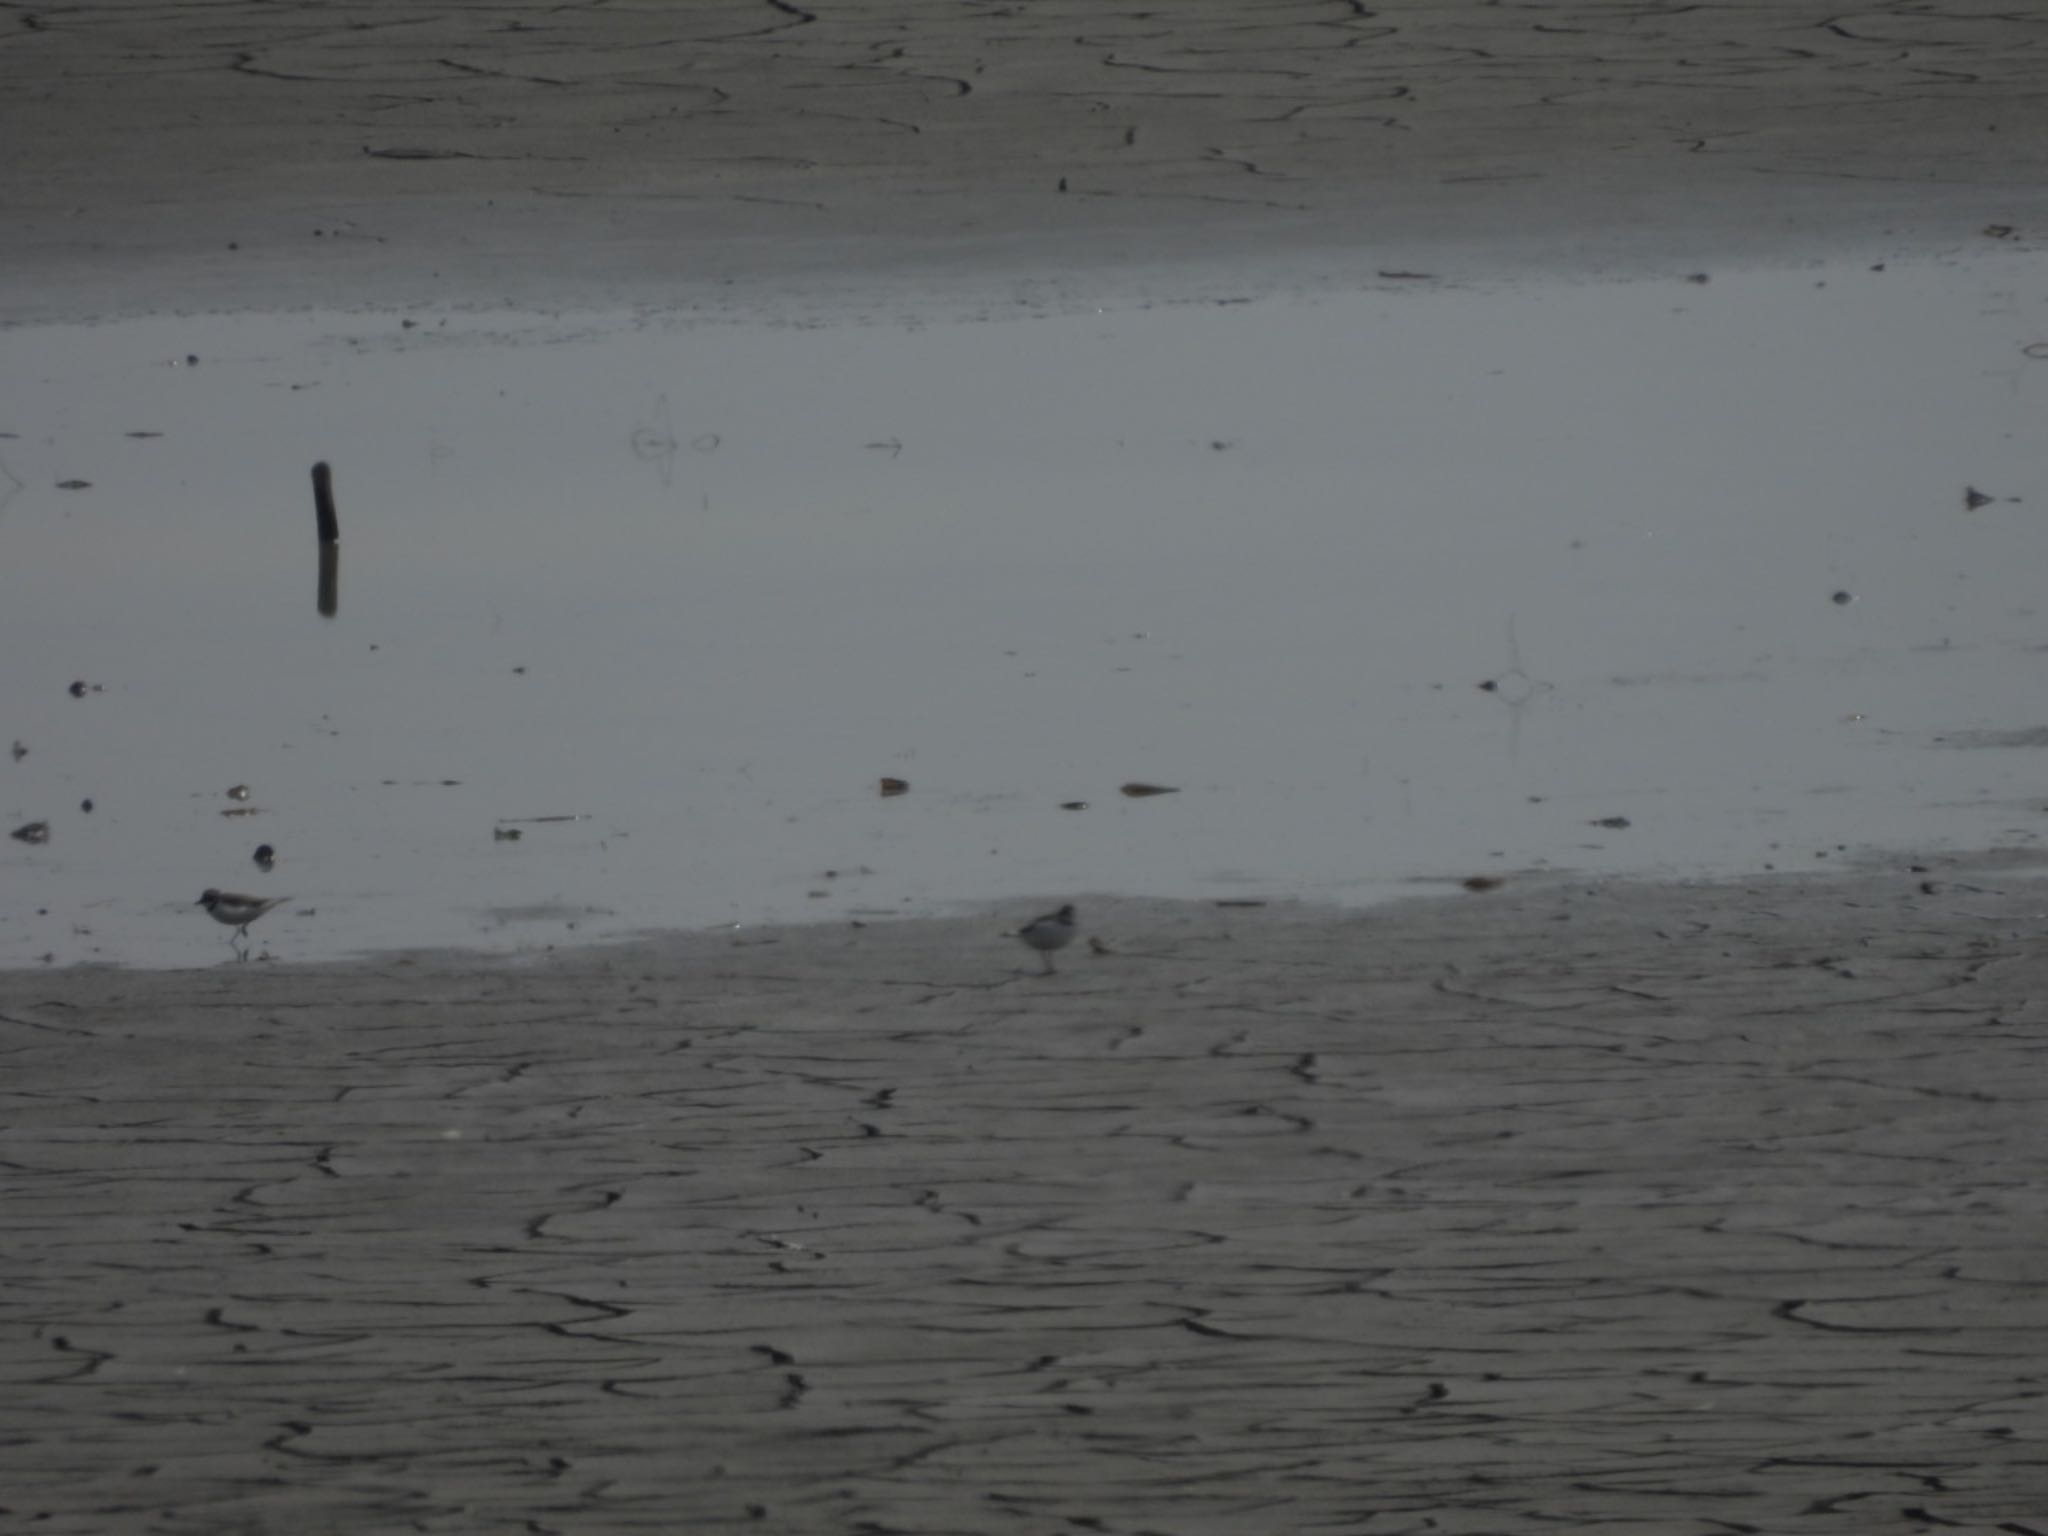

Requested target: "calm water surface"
[{"left": 3, "top": 250, "right": 2045, "bottom": 964}]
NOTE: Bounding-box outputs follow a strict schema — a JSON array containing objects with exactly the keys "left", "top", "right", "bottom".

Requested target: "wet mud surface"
[
  {"left": 4, "top": 865, "right": 2047, "bottom": 1532},
  {"left": 8, "top": 5, "right": 2048, "bottom": 1529},
  {"left": 7, "top": 0, "right": 2048, "bottom": 315}
]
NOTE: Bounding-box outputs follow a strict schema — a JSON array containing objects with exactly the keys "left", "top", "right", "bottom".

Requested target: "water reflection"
[
  {"left": 1, "top": 250, "right": 2045, "bottom": 965},
  {"left": 317, "top": 542, "right": 339, "bottom": 620}
]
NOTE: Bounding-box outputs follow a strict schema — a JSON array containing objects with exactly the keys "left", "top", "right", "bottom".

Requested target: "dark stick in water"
[
  {"left": 313, "top": 461, "right": 339, "bottom": 545},
  {"left": 313, "top": 463, "right": 340, "bottom": 616}
]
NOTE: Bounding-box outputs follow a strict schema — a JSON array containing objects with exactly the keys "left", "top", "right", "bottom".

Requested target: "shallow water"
[{"left": 4, "top": 250, "right": 2045, "bottom": 965}]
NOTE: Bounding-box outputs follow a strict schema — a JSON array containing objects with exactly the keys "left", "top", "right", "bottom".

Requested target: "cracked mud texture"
[
  {"left": 4, "top": 864, "right": 2047, "bottom": 1533},
  {"left": 6, "top": 0, "right": 2048, "bottom": 316}
]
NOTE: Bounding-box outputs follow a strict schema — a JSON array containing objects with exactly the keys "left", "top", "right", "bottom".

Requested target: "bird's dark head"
[
  {"left": 1056, "top": 904, "right": 1075, "bottom": 920},
  {"left": 198, "top": 889, "right": 221, "bottom": 908}
]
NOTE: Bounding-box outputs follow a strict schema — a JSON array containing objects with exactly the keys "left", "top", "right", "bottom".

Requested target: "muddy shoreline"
[
  {"left": 5, "top": 860, "right": 2047, "bottom": 1531},
  {"left": 8, "top": 1, "right": 2048, "bottom": 321},
  {"left": 9, "top": 2, "right": 2048, "bottom": 1528}
]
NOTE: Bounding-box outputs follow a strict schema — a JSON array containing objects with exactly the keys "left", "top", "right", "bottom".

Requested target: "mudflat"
[
  {"left": 8, "top": 3, "right": 2048, "bottom": 1531},
  {"left": 6, "top": 1, "right": 2048, "bottom": 317},
  {"left": 4, "top": 862, "right": 2046, "bottom": 1532}
]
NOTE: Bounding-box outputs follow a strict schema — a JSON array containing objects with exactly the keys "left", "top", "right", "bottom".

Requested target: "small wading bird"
[
  {"left": 1015, "top": 903, "right": 1077, "bottom": 974},
  {"left": 197, "top": 888, "right": 289, "bottom": 956}
]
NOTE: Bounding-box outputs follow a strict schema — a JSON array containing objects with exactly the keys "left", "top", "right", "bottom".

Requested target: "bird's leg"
[{"left": 1040, "top": 951, "right": 1056, "bottom": 975}]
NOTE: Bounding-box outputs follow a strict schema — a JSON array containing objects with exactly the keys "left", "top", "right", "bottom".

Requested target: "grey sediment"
[{"left": 4, "top": 858, "right": 2046, "bottom": 1531}]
